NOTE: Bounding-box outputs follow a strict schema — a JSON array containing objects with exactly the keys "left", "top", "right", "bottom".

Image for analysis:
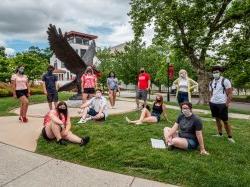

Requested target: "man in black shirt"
[
  {"left": 163, "top": 102, "right": 209, "bottom": 155},
  {"left": 42, "top": 65, "right": 58, "bottom": 110}
]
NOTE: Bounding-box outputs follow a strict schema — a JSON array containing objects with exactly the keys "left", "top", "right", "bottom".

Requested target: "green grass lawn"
[
  {"left": 36, "top": 109, "right": 250, "bottom": 187},
  {"left": 0, "top": 92, "right": 74, "bottom": 116}
]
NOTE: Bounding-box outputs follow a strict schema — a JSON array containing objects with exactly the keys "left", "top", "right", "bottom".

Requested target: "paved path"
[
  {"left": 0, "top": 143, "right": 176, "bottom": 187},
  {"left": 119, "top": 91, "right": 250, "bottom": 112}
]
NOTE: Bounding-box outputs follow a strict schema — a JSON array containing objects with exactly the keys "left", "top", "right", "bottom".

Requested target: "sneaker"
[
  {"left": 77, "top": 118, "right": 87, "bottom": 124},
  {"left": 125, "top": 117, "right": 131, "bottom": 123},
  {"left": 167, "top": 144, "right": 174, "bottom": 151},
  {"left": 80, "top": 136, "right": 90, "bottom": 146},
  {"left": 228, "top": 138, "right": 235, "bottom": 143},
  {"left": 23, "top": 117, "right": 28, "bottom": 123},
  {"left": 212, "top": 134, "right": 223, "bottom": 137},
  {"left": 19, "top": 116, "right": 23, "bottom": 122},
  {"left": 57, "top": 139, "right": 67, "bottom": 146}
]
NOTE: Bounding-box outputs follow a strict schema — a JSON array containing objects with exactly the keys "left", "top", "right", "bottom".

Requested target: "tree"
[
  {"left": 0, "top": 46, "right": 5, "bottom": 57},
  {"left": 129, "top": 0, "right": 250, "bottom": 103}
]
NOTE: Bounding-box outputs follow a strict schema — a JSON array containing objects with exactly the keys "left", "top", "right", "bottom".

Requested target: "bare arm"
[
  {"left": 11, "top": 80, "right": 16, "bottom": 98},
  {"left": 42, "top": 82, "right": 47, "bottom": 95},
  {"left": 196, "top": 131, "right": 209, "bottom": 155},
  {"left": 226, "top": 88, "right": 233, "bottom": 106},
  {"left": 162, "top": 105, "right": 168, "bottom": 120},
  {"left": 147, "top": 80, "right": 151, "bottom": 90},
  {"left": 49, "top": 113, "right": 65, "bottom": 127},
  {"left": 26, "top": 80, "right": 31, "bottom": 96}
]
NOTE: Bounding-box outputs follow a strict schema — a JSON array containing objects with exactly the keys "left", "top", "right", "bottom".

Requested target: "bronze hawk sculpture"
[{"left": 47, "top": 24, "right": 100, "bottom": 99}]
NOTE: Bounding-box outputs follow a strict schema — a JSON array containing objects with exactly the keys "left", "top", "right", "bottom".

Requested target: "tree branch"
[{"left": 199, "top": 0, "right": 232, "bottom": 63}]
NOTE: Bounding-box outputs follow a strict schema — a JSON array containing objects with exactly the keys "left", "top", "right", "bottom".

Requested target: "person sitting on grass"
[
  {"left": 78, "top": 89, "right": 108, "bottom": 124},
  {"left": 126, "top": 94, "right": 167, "bottom": 125},
  {"left": 163, "top": 102, "right": 209, "bottom": 155},
  {"left": 42, "top": 101, "right": 90, "bottom": 146}
]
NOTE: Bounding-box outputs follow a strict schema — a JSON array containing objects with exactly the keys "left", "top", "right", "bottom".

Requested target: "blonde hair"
[{"left": 179, "top": 69, "right": 188, "bottom": 78}]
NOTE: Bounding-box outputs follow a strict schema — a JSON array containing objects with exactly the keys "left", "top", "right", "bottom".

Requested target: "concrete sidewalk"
[{"left": 0, "top": 143, "right": 176, "bottom": 187}]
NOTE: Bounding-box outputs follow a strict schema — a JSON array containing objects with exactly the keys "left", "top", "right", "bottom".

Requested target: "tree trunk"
[{"left": 197, "top": 69, "right": 210, "bottom": 104}]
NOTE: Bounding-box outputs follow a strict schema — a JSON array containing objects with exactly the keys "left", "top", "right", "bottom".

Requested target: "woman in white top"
[
  {"left": 173, "top": 69, "right": 198, "bottom": 105},
  {"left": 11, "top": 65, "right": 30, "bottom": 123}
]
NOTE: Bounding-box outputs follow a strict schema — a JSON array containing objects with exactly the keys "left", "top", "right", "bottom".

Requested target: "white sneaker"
[
  {"left": 125, "top": 117, "right": 131, "bottom": 123},
  {"left": 212, "top": 134, "right": 223, "bottom": 137},
  {"left": 77, "top": 118, "right": 87, "bottom": 124},
  {"left": 228, "top": 138, "right": 235, "bottom": 143}
]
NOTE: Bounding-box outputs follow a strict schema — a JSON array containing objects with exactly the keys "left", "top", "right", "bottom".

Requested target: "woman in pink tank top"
[
  {"left": 11, "top": 65, "right": 30, "bottom": 123},
  {"left": 81, "top": 66, "right": 97, "bottom": 103},
  {"left": 42, "top": 101, "right": 90, "bottom": 146}
]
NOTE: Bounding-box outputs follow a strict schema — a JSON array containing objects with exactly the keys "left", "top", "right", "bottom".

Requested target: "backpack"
[{"left": 210, "top": 77, "right": 230, "bottom": 94}]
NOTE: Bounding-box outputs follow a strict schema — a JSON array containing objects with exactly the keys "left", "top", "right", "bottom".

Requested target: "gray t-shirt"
[
  {"left": 88, "top": 96, "right": 108, "bottom": 117},
  {"left": 107, "top": 77, "right": 118, "bottom": 90},
  {"left": 176, "top": 114, "right": 202, "bottom": 140},
  {"left": 209, "top": 77, "right": 231, "bottom": 104}
]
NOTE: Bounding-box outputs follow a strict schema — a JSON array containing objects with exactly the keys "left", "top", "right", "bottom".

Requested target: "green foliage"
[
  {"left": 0, "top": 46, "right": 51, "bottom": 82},
  {"left": 37, "top": 111, "right": 250, "bottom": 187},
  {"left": 0, "top": 46, "right": 5, "bottom": 57},
  {"left": 129, "top": 0, "right": 250, "bottom": 101}
]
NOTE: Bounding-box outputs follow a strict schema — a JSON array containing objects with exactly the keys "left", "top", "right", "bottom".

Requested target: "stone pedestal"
[{"left": 66, "top": 94, "right": 82, "bottom": 108}]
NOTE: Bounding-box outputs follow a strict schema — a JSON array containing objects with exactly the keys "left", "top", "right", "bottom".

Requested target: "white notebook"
[{"left": 151, "top": 138, "right": 166, "bottom": 149}]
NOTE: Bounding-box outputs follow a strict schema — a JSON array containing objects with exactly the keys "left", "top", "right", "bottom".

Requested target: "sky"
[{"left": 0, "top": 0, "right": 154, "bottom": 55}]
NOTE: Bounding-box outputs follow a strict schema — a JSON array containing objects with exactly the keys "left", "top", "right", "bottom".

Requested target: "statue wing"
[
  {"left": 47, "top": 24, "right": 87, "bottom": 75},
  {"left": 82, "top": 40, "right": 96, "bottom": 66}
]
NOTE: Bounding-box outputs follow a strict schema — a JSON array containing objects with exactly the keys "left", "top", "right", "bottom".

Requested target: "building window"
[
  {"left": 80, "top": 49, "right": 86, "bottom": 58},
  {"left": 61, "top": 62, "right": 65, "bottom": 68},
  {"left": 75, "top": 37, "right": 82, "bottom": 44},
  {"left": 83, "top": 39, "right": 89, "bottom": 45},
  {"left": 54, "top": 62, "right": 58, "bottom": 69},
  {"left": 67, "top": 37, "right": 74, "bottom": 44}
]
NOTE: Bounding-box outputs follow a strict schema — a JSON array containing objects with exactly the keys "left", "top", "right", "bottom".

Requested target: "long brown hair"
[
  {"left": 155, "top": 94, "right": 163, "bottom": 105},
  {"left": 56, "top": 101, "right": 68, "bottom": 121}
]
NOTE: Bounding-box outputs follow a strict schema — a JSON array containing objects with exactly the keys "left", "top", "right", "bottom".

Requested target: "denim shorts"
[
  {"left": 88, "top": 108, "right": 105, "bottom": 120},
  {"left": 186, "top": 138, "right": 199, "bottom": 150},
  {"left": 151, "top": 113, "right": 161, "bottom": 122}
]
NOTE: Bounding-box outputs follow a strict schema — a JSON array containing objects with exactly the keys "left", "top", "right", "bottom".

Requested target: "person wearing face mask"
[
  {"left": 209, "top": 65, "right": 235, "bottom": 143},
  {"left": 163, "top": 102, "right": 209, "bottom": 155},
  {"left": 107, "top": 71, "right": 119, "bottom": 109},
  {"left": 42, "top": 101, "right": 90, "bottom": 146},
  {"left": 136, "top": 67, "right": 151, "bottom": 110},
  {"left": 173, "top": 69, "right": 198, "bottom": 105},
  {"left": 126, "top": 94, "right": 167, "bottom": 125},
  {"left": 11, "top": 65, "right": 30, "bottom": 123},
  {"left": 81, "top": 66, "right": 97, "bottom": 103},
  {"left": 42, "top": 65, "right": 59, "bottom": 110},
  {"left": 78, "top": 89, "right": 108, "bottom": 124}
]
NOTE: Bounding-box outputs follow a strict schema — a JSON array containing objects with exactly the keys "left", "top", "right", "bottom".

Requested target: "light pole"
[{"left": 166, "top": 51, "right": 170, "bottom": 102}]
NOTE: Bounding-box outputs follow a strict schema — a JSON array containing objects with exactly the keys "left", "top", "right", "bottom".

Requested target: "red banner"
[{"left": 168, "top": 64, "right": 174, "bottom": 80}]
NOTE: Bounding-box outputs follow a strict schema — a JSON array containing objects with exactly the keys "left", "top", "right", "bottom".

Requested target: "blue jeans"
[
  {"left": 186, "top": 138, "right": 199, "bottom": 150},
  {"left": 177, "top": 91, "right": 189, "bottom": 104}
]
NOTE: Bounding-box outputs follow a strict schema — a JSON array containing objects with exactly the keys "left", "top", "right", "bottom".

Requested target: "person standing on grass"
[
  {"left": 81, "top": 66, "right": 97, "bottom": 103},
  {"left": 107, "top": 71, "right": 119, "bottom": 109},
  {"left": 209, "top": 65, "right": 235, "bottom": 143},
  {"left": 78, "top": 89, "right": 108, "bottom": 124},
  {"left": 11, "top": 65, "right": 30, "bottom": 123},
  {"left": 136, "top": 67, "right": 151, "bottom": 110},
  {"left": 42, "top": 101, "right": 90, "bottom": 146},
  {"left": 126, "top": 94, "right": 167, "bottom": 125},
  {"left": 42, "top": 65, "right": 58, "bottom": 110},
  {"left": 163, "top": 102, "right": 209, "bottom": 155},
  {"left": 173, "top": 69, "right": 198, "bottom": 105}
]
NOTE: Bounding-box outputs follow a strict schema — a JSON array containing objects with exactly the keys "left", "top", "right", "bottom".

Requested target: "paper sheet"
[{"left": 151, "top": 138, "right": 166, "bottom": 149}]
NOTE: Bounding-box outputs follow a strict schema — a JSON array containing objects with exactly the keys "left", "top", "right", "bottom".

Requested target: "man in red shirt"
[{"left": 136, "top": 67, "right": 151, "bottom": 109}]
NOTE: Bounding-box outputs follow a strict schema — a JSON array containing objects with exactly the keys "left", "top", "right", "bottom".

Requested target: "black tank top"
[{"left": 152, "top": 103, "right": 163, "bottom": 115}]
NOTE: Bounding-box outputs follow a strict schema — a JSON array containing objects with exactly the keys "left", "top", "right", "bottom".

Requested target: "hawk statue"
[{"left": 47, "top": 24, "right": 100, "bottom": 99}]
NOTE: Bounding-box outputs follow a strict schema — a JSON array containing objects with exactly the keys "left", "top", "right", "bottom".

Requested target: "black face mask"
[
  {"left": 48, "top": 69, "right": 53, "bottom": 74},
  {"left": 156, "top": 99, "right": 161, "bottom": 102},
  {"left": 58, "top": 108, "right": 67, "bottom": 115},
  {"left": 140, "top": 70, "right": 145, "bottom": 73}
]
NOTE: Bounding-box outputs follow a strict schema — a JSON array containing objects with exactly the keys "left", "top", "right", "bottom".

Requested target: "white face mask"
[
  {"left": 96, "top": 92, "right": 102, "bottom": 98},
  {"left": 213, "top": 73, "right": 220, "bottom": 79},
  {"left": 182, "top": 109, "right": 192, "bottom": 117}
]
